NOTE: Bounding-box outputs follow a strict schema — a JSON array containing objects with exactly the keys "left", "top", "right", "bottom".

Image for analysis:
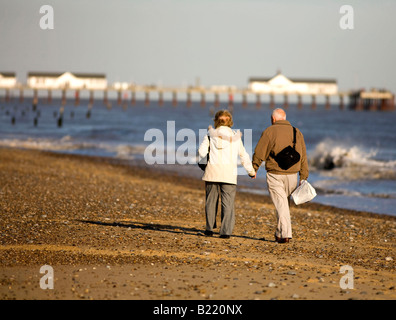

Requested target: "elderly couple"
[{"left": 198, "top": 108, "right": 309, "bottom": 243}]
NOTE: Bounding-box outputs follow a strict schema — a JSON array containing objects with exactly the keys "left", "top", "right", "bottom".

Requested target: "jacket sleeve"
[
  {"left": 298, "top": 131, "right": 309, "bottom": 180},
  {"left": 238, "top": 139, "right": 256, "bottom": 176},
  {"left": 252, "top": 131, "right": 270, "bottom": 172},
  {"left": 198, "top": 134, "right": 210, "bottom": 162}
]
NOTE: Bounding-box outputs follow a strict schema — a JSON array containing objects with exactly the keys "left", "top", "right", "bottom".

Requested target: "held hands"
[{"left": 249, "top": 172, "right": 257, "bottom": 179}]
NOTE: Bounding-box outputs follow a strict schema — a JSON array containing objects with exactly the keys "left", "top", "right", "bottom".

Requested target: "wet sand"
[{"left": 0, "top": 147, "right": 395, "bottom": 300}]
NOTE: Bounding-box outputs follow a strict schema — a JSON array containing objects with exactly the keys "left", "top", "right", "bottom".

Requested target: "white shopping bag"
[{"left": 291, "top": 180, "right": 317, "bottom": 205}]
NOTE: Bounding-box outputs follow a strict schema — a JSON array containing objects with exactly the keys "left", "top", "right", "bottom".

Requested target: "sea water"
[{"left": 1, "top": 97, "right": 396, "bottom": 216}]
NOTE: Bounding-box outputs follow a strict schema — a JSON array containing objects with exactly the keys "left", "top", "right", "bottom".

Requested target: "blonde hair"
[{"left": 214, "top": 110, "right": 233, "bottom": 128}]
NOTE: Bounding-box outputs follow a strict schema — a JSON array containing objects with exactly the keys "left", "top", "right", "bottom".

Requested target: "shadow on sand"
[{"left": 77, "top": 219, "right": 274, "bottom": 242}]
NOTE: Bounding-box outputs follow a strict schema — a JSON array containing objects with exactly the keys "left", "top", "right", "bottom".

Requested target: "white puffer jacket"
[{"left": 198, "top": 126, "right": 255, "bottom": 185}]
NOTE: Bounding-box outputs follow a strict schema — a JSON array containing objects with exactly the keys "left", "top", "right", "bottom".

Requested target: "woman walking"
[{"left": 198, "top": 110, "right": 256, "bottom": 238}]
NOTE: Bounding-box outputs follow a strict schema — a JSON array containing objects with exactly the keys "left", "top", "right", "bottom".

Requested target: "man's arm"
[
  {"left": 252, "top": 131, "right": 270, "bottom": 172},
  {"left": 299, "top": 132, "right": 309, "bottom": 181}
]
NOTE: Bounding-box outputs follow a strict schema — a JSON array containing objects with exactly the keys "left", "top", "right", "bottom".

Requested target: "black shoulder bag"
[
  {"left": 198, "top": 136, "right": 210, "bottom": 171},
  {"left": 270, "top": 127, "right": 300, "bottom": 170}
]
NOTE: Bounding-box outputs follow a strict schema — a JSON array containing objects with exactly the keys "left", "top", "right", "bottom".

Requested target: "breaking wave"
[{"left": 309, "top": 139, "right": 396, "bottom": 180}]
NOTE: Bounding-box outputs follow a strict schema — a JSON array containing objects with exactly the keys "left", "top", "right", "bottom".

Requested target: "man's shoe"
[
  {"left": 220, "top": 235, "right": 230, "bottom": 239},
  {"left": 275, "top": 235, "right": 290, "bottom": 243},
  {"left": 204, "top": 230, "right": 213, "bottom": 237}
]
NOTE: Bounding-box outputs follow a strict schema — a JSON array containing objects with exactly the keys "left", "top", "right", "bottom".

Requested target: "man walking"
[{"left": 252, "top": 108, "right": 308, "bottom": 243}]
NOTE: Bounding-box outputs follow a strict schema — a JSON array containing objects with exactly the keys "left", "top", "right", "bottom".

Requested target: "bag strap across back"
[{"left": 292, "top": 127, "right": 297, "bottom": 149}]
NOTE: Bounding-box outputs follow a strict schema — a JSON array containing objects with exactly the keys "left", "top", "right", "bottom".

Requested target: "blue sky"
[{"left": 1, "top": 0, "right": 395, "bottom": 93}]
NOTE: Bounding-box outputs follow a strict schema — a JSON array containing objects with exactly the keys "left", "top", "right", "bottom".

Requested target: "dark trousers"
[{"left": 205, "top": 182, "right": 237, "bottom": 236}]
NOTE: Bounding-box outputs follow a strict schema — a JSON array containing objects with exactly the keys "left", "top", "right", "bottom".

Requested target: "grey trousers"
[
  {"left": 205, "top": 182, "right": 237, "bottom": 236},
  {"left": 266, "top": 172, "right": 298, "bottom": 239}
]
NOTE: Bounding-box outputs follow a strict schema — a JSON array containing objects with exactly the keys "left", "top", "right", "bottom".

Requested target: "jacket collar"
[{"left": 273, "top": 120, "right": 291, "bottom": 126}]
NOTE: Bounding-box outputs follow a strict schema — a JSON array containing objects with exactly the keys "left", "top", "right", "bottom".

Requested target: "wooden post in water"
[
  {"left": 283, "top": 93, "right": 289, "bottom": 109},
  {"left": 311, "top": 95, "right": 317, "bottom": 109},
  {"left": 47, "top": 89, "right": 52, "bottom": 104},
  {"left": 75, "top": 90, "right": 80, "bottom": 106},
  {"left": 61, "top": 89, "right": 66, "bottom": 106},
  {"left": 369, "top": 98, "right": 378, "bottom": 111},
  {"left": 379, "top": 95, "right": 394, "bottom": 111},
  {"left": 242, "top": 92, "right": 247, "bottom": 108},
  {"left": 269, "top": 93, "right": 275, "bottom": 109},
  {"left": 5, "top": 89, "right": 10, "bottom": 103},
  {"left": 389, "top": 95, "right": 395, "bottom": 111},
  {"left": 122, "top": 92, "right": 128, "bottom": 110},
  {"left": 186, "top": 91, "right": 192, "bottom": 107},
  {"left": 214, "top": 92, "right": 219, "bottom": 108},
  {"left": 145, "top": 90, "right": 150, "bottom": 106},
  {"left": 86, "top": 103, "right": 92, "bottom": 118},
  {"left": 58, "top": 106, "right": 64, "bottom": 127},
  {"left": 103, "top": 90, "right": 108, "bottom": 105},
  {"left": 130, "top": 90, "right": 136, "bottom": 105},
  {"left": 117, "top": 90, "right": 122, "bottom": 105},
  {"left": 228, "top": 93, "right": 233, "bottom": 109},
  {"left": 380, "top": 98, "right": 387, "bottom": 111},
  {"left": 158, "top": 90, "right": 164, "bottom": 106},
  {"left": 356, "top": 93, "right": 363, "bottom": 111},
  {"left": 297, "top": 94, "right": 302, "bottom": 109},
  {"left": 255, "top": 93, "right": 261, "bottom": 108},
  {"left": 32, "top": 96, "right": 38, "bottom": 111},
  {"left": 172, "top": 91, "right": 177, "bottom": 107},
  {"left": 19, "top": 88, "right": 24, "bottom": 104},
  {"left": 33, "top": 89, "right": 38, "bottom": 105},
  {"left": 325, "top": 95, "right": 331, "bottom": 110},
  {"left": 339, "top": 94, "right": 344, "bottom": 110},
  {"left": 200, "top": 92, "right": 205, "bottom": 107},
  {"left": 89, "top": 90, "right": 94, "bottom": 105}
]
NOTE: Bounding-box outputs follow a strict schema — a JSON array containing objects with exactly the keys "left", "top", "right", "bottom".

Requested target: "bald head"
[{"left": 271, "top": 108, "right": 286, "bottom": 124}]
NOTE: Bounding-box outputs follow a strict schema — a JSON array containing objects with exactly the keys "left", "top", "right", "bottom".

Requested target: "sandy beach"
[{"left": 0, "top": 147, "right": 395, "bottom": 301}]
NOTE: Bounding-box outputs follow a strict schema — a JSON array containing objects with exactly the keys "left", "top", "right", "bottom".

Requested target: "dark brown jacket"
[{"left": 252, "top": 120, "right": 309, "bottom": 180}]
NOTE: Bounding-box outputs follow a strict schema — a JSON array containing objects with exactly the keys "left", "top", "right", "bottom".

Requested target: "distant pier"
[
  {"left": 2, "top": 85, "right": 395, "bottom": 112},
  {"left": 348, "top": 89, "right": 395, "bottom": 111},
  {"left": 0, "top": 84, "right": 347, "bottom": 109},
  {"left": 0, "top": 71, "right": 394, "bottom": 111}
]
